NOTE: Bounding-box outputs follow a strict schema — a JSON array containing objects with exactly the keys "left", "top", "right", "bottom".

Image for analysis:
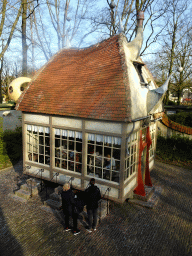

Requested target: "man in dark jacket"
[
  {"left": 61, "top": 182, "right": 80, "bottom": 235},
  {"left": 85, "top": 178, "right": 101, "bottom": 232}
]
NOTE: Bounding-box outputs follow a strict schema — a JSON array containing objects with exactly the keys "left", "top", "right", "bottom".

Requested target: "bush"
[
  {"left": 156, "top": 135, "right": 192, "bottom": 165},
  {"left": 168, "top": 112, "right": 192, "bottom": 127},
  {"left": 167, "top": 100, "right": 177, "bottom": 106}
]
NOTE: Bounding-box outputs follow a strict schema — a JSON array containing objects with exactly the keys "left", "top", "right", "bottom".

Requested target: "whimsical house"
[{"left": 9, "top": 12, "right": 169, "bottom": 202}]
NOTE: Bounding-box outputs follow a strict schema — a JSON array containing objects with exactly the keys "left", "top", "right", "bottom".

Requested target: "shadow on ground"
[{"left": 0, "top": 205, "right": 23, "bottom": 256}]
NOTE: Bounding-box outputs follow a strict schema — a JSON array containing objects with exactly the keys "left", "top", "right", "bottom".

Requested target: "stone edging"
[{"left": 161, "top": 114, "right": 192, "bottom": 135}]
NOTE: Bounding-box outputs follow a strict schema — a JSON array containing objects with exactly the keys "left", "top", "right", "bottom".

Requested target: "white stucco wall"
[{"left": 122, "top": 39, "right": 159, "bottom": 120}]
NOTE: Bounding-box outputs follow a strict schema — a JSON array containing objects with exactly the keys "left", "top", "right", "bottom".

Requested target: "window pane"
[
  {"left": 62, "top": 160, "right": 67, "bottom": 169},
  {"left": 39, "top": 136, "right": 44, "bottom": 145},
  {"left": 45, "top": 147, "right": 50, "bottom": 155},
  {"left": 45, "top": 156, "right": 50, "bottom": 165},
  {"left": 55, "top": 138, "right": 60, "bottom": 147},
  {"left": 69, "top": 141, "right": 74, "bottom": 150},
  {"left": 69, "top": 151, "right": 74, "bottom": 161},
  {"left": 88, "top": 144, "right": 94, "bottom": 154},
  {"left": 39, "top": 145, "right": 44, "bottom": 154},
  {"left": 76, "top": 153, "right": 82, "bottom": 163},
  {"left": 76, "top": 142, "right": 82, "bottom": 152},
  {"left": 113, "top": 149, "right": 120, "bottom": 160},
  {"left": 76, "top": 163, "right": 82, "bottom": 173},
  {"left": 112, "top": 171, "right": 119, "bottom": 183},
  {"left": 39, "top": 155, "right": 44, "bottom": 164},
  {"left": 103, "top": 169, "right": 110, "bottom": 180},
  {"left": 45, "top": 137, "right": 50, "bottom": 146}
]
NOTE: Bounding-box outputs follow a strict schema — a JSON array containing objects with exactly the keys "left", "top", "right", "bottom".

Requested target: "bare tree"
[
  {"left": 158, "top": 0, "right": 192, "bottom": 104},
  {"left": 89, "top": 0, "right": 168, "bottom": 55},
  {"left": 0, "top": 0, "right": 23, "bottom": 61},
  {"left": 46, "top": 0, "right": 95, "bottom": 51}
]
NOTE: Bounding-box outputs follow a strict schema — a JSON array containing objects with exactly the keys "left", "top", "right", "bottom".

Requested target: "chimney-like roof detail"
[{"left": 16, "top": 34, "right": 132, "bottom": 122}]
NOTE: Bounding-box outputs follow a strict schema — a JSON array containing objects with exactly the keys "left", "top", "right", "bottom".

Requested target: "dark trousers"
[
  {"left": 63, "top": 210, "right": 78, "bottom": 231},
  {"left": 87, "top": 208, "right": 98, "bottom": 229}
]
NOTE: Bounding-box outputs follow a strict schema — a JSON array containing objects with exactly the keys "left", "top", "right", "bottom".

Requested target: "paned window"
[
  {"left": 87, "top": 134, "right": 121, "bottom": 183},
  {"left": 124, "top": 132, "right": 138, "bottom": 180},
  {"left": 149, "top": 124, "right": 156, "bottom": 159},
  {"left": 55, "top": 129, "right": 82, "bottom": 173},
  {"left": 27, "top": 125, "right": 50, "bottom": 165},
  {"left": 133, "top": 62, "right": 147, "bottom": 86}
]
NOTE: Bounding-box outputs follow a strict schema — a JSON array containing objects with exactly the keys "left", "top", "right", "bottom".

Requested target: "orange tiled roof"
[{"left": 16, "top": 34, "right": 131, "bottom": 122}]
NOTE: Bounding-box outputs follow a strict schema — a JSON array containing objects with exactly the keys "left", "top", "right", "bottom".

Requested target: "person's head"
[
  {"left": 63, "top": 182, "right": 70, "bottom": 191},
  {"left": 90, "top": 178, "right": 95, "bottom": 186}
]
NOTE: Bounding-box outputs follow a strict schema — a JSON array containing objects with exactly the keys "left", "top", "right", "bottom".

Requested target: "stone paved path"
[{"left": 0, "top": 161, "right": 191, "bottom": 256}]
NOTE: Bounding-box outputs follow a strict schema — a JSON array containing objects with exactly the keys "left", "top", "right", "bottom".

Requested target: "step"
[
  {"left": 54, "top": 186, "right": 63, "bottom": 195},
  {"left": 129, "top": 186, "right": 163, "bottom": 209},
  {"left": 133, "top": 186, "right": 155, "bottom": 202},
  {"left": 8, "top": 193, "right": 28, "bottom": 203},
  {"left": 26, "top": 178, "right": 41, "bottom": 187},
  {"left": 49, "top": 192, "right": 62, "bottom": 202},
  {"left": 44, "top": 199, "right": 62, "bottom": 210},
  {"left": 15, "top": 189, "right": 32, "bottom": 200},
  {"left": 20, "top": 184, "right": 39, "bottom": 195}
]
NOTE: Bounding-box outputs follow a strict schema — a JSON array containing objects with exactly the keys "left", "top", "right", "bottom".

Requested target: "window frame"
[
  {"left": 124, "top": 131, "right": 139, "bottom": 182},
  {"left": 133, "top": 61, "right": 148, "bottom": 87},
  {"left": 87, "top": 133, "right": 121, "bottom": 183},
  {"left": 54, "top": 129, "right": 82, "bottom": 173},
  {"left": 26, "top": 125, "right": 50, "bottom": 166}
]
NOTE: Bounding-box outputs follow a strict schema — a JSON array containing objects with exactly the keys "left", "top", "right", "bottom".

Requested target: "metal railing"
[
  {"left": 14, "top": 165, "right": 31, "bottom": 193},
  {"left": 99, "top": 187, "right": 111, "bottom": 222},
  {"left": 29, "top": 168, "right": 44, "bottom": 198},
  {"left": 44, "top": 172, "right": 59, "bottom": 200}
]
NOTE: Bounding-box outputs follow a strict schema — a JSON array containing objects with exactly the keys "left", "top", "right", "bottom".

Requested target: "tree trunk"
[
  {"left": 22, "top": 0, "right": 28, "bottom": 76},
  {"left": 0, "top": 61, "right": 3, "bottom": 104}
]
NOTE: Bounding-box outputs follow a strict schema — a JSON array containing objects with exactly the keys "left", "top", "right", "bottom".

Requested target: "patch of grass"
[
  {"left": 156, "top": 135, "right": 192, "bottom": 168},
  {"left": 0, "top": 123, "right": 22, "bottom": 170}
]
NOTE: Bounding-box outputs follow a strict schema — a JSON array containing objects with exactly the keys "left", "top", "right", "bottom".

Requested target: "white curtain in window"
[
  {"left": 55, "top": 129, "right": 60, "bottom": 136},
  {"left": 88, "top": 134, "right": 95, "bottom": 141},
  {"left": 45, "top": 127, "right": 50, "bottom": 134},
  {"left": 76, "top": 132, "right": 82, "bottom": 139},
  {"left": 113, "top": 137, "right": 121, "bottom": 145},
  {"left": 88, "top": 134, "right": 121, "bottom": 145},
  {"left": 62, "top": 130, "right": 68, "bottom": 137},
  {"left": 27, "top": 125, "right": 50, "bottom": 134},
  {"left": 55, "top": 129, "right": 82, "bottom": 139}
]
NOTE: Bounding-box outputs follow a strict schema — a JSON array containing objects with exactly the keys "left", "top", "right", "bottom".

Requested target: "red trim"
[
  {"left": 134, "top": 127, "right": 153, "bottom": 196},
  {"left": 145, "top": 127, "right": 152, "bottom": 187},
  {"left": 134, "top": 130, "right": 146, "bottom": 196}
]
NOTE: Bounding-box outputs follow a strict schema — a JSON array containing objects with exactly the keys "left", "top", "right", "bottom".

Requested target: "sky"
[{"left": 4, "top": 0, "right": 163, "bottom": 75}]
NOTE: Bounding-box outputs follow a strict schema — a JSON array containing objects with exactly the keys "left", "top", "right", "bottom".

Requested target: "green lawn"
[{"left": 0, "top": 117, "right": 22, "bottom": 170}]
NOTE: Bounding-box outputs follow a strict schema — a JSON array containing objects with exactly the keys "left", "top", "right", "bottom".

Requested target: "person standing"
[
  {"left": 85, "top": 178, "right": 101, "bottom": 232},
  {"left": 61, "top": 182, "right": 80, "bottom": 235}
]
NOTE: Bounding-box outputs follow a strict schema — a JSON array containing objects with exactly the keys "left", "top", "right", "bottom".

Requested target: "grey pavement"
[
  {"left": 0, "top": 160, "right": 191, "bottom": 256},
  {"left": 0, "top": 110, "right": 22, "bottom": 131}
]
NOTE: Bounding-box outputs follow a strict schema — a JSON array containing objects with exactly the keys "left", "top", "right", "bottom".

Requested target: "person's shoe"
[
  {"left": 74, "top": 229, "right": 81, "bottom": 235},
  {"left": 93, "top": 228, "right": 97, "bottom": 231},
  {"left": 65, "top": 227, "right": 72, "bottom": 232}
]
